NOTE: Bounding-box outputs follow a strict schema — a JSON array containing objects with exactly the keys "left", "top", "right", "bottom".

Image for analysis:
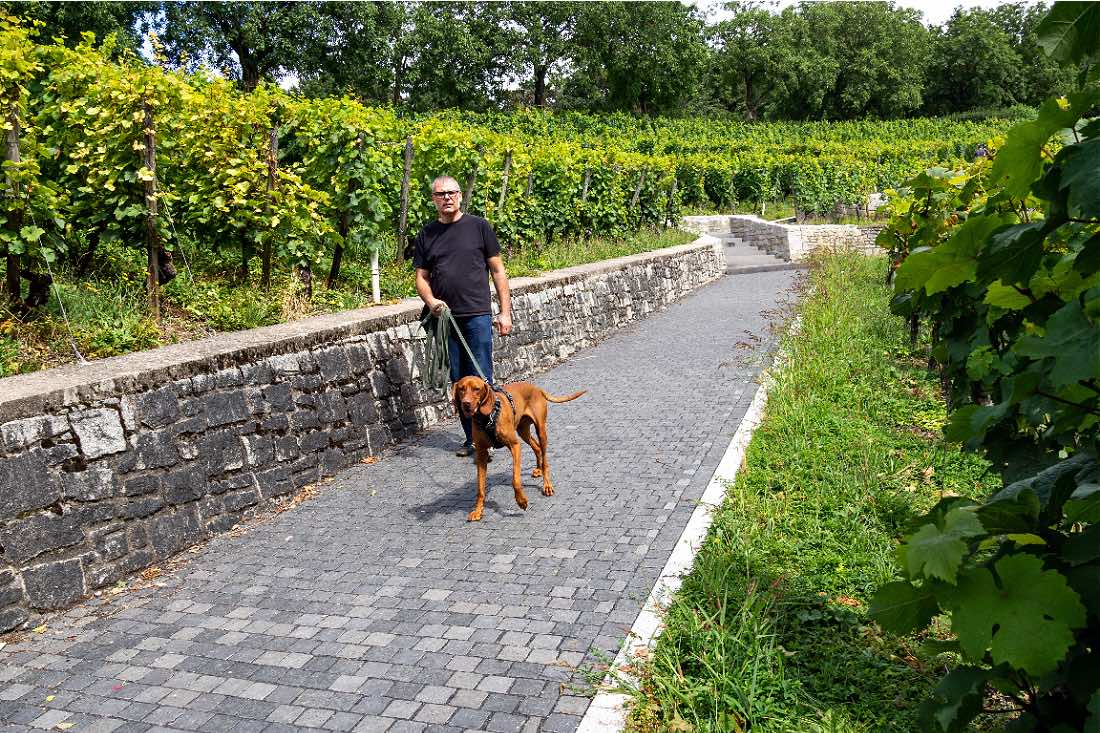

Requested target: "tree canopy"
[{"left": 8, "top": 0, "right": 1078, "bottom": 120}]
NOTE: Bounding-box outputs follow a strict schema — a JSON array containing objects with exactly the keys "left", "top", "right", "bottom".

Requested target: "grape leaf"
[
  {"left": 1014, "top": 300, "right": 1100, "bottom": 388},
  {"left": 946, "top": 554, "right": 1087, "bottom": 676},
  {"left": 977, "top": 223, "right": 1047, "bottom": 287},
  {"left": 991, "top": 94, "right": 1092, "bottom": 199},
  {"left": 906, "top": 506, "right": 986, "bottom": 583},
  {"left": 918, "top": 666, "right": 989, "bottom": 733},
  {"left": 1061, "top": 137, "right": 1100, "bottom": 219},
  {"left": 869, "top": 581, "right": 939, "bottom": 634},
  {"left": 1037, "top": 1, "right": 1100, "bottom": 65},
  {"left": 1064, "top": 482, "right": 1100, "bottom": 524}
]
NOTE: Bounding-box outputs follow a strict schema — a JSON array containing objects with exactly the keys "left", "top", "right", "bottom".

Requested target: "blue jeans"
[{"left": 449, "top": 314, "right": 494, "bottom": 445}]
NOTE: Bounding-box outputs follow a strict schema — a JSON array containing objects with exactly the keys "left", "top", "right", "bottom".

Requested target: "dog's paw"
[
  {"left": 515, "top": 494, "right": 528, "bottom": 511},
  {"left": 541, "top": 484, "right": 554, "bottom": 497},
  {"left": 467, "top": 509, "right": 483, "bottom": 522},
  {"left": 531, "top": 468, "right": 542, "bottom": 478}
]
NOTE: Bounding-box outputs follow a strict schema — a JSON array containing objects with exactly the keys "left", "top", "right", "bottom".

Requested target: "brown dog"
[{"left": 452, "top": 375, "right": 586, "bottom": 521}]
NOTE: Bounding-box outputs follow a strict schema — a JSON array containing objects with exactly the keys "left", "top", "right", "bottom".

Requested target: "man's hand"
[
  {"left": 430, "top": 299, "right": 447, "bottom": 316},
  {"left": 495, "top": 312, "right": 513, "bottom": 336}
]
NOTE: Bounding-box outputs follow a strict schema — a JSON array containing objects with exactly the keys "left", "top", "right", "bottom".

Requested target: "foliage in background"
[
  {"left": 4, "top": 1, "right": 1073, "bottom": 121},
  {"left": 870, "top": 3, "right": 1100, "bottom": 730}
]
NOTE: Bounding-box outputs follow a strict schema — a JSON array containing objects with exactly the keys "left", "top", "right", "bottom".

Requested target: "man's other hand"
[
  {"left": 495, "top": 313, "right": 513, "bottom": 336},
  {"left": 430, "top": 299, "right": 447, "bottom": 316}
]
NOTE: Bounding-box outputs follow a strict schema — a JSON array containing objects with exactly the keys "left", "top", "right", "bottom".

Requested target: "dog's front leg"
[
  {"left": 510, "top": 442, "right": 528, "bottom": 511},
  {"left": 468, "top": 444, "right": 489, "bottom": 522}
]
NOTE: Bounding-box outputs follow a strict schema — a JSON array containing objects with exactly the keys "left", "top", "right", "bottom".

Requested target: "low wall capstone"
[{"left": 0, "top": 236, "right": 724, "bottom": 632}]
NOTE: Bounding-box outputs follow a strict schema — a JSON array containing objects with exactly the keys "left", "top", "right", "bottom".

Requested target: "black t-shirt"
[{"left": 412, "top": 214, "right": 501, "bottom": 317}]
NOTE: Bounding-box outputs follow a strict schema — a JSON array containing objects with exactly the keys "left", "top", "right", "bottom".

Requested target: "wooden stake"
[
  {"left": 262, "top": 125, "right": 278, "bottom": 289},
  {"left": 4, "top": 103, "right": 22, "bottom": 305},
  {"left": 497, "top": 150, "right": 512, "bottom": 213},
  {"left": 631, "top": 170, "right": 646, "bottom": 208},
  {"left": 397, "top": 135, "right": 413, "bottom": 262},
  {"left": 581, "top": 168, "right": 592, "bottom": 202},
  {"left": 142, "top": 95, "right": 160, "bottom": 320},
  {"left": 525, "top": 170, "right": 534, "bottom": 196},
  {"left": 462, "top": 146, "right": 482, "bottom": 214},
  {"left": 328, "top": 133, "right": 362, "bottom": 289}
]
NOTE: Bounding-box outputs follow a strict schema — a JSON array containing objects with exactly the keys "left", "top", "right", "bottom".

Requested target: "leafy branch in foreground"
[{"left": 871, "top": 3, "right": 1100, "bottom": 731}]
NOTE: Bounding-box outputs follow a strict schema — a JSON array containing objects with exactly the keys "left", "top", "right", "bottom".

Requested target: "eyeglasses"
[{"left": 432, "top": 190, "right": 461, "bottom": 198}]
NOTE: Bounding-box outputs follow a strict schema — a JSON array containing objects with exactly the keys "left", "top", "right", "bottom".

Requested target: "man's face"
[{"left": 431, "top": 180, "right": 462, "bottom": 217}]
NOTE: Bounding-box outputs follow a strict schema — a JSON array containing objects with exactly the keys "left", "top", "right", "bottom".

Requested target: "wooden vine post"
[
  {"left": 397, "top": 135, "right": 413, "bottom": 263},
  {"left": 141, "top": 94, "right": 160, "bottom": 320},
  {"left": 580, "top": 168, "right": 591, "bottom": 202},
  {"left": 664, "top": 178, "right": 678, "bottom": 230},
  {"left": 630, "top": 169, "right": 646, "bottom": 208},
  {"left": 328, "top": 133, "right": 361, "bottom": 289},
  {"left": 462, "top": 146, "right": 482, "bottom": 214},
  {"left": 4, "top": 102, "right": 22, "bottom": 305},
  {"left": 262, "top": 125, "right": 278, "bottom": 289},
  {"left": 524, "top": 170, "right": 534, "bottom": 196},
  {"left": 496, "top": 150, "right": 512, "bottom": 212}
]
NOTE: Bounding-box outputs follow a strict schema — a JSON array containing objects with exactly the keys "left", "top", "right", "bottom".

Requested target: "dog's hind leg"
[
  {"left": 517, "top": 420, "right": 543, "bottom": 478},
  {"left": 534, "top": 418, "right": 553, "bottom": 497}
]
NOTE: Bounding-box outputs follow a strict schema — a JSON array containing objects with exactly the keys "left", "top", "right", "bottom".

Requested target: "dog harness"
[{"left": 473, "top": 386, "right": 516, "bottom": 449}]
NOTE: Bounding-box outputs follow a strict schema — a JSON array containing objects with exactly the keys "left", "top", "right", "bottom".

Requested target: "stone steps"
[{"left": 721, "top": 236, "right": 804, "bottom": 274}]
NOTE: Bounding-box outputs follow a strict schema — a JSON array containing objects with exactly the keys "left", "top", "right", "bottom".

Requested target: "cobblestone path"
[{"left": 0, "top": 270, "right": 797, "bottom": 733}]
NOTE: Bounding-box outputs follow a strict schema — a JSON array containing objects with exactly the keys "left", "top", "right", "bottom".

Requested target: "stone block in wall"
[
  {"left": 60, "top": 466, "right": 117, "bottom": 503},
  {"left": 23, "top": 556, "right": 85, "bottom": 610},
  {"left": 0, "top": 509, "right": 84, "bottom": 564},
  {"left": 133, "top": 387, "right": 181, "bottom": 429},
  {"left": 0, "top": 450, "right": 56, "bottom": 519},
  {"left": 163, "top": 464, "right": 208, "bottom": 505},
  {"left": 1, "top": 415, "right": 69, "bottom": 453},
  {"left": 199, "top": 430, "right": 246, "bottom": 476},
  {"left": 149, "top": 508, "right": 206, "bottom": 559},
  {"left": 69, "top": 408, "right": 128, "bottom": 460},
  {"left": 204, "top": 392, "right": 250, "bottom": 428}
]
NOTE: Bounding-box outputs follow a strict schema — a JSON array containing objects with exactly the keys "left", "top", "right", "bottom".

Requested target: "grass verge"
[
  {"left": 0, "top": 226, "right": 695, "bottom": 376},
  {"left": 622, "top": 252, "right": 1000, "bottom": 732}
]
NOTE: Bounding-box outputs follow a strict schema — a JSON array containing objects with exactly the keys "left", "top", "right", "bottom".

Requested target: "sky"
[{"left": 696, "top": 0, "right": 1042, "bottom": 26}]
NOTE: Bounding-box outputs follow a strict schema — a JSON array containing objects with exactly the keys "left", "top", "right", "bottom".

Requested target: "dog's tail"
[{"left": 543, "top": 389, "right": 587, "bottom": 404}]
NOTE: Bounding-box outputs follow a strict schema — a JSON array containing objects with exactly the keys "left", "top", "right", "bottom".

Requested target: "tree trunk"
[
  {"left": 744, "top": 76, "right": 758, "bottom": 121},
  {"left": 534, "top": 64, "right": 547, "bottom": 107},
  {"left": 327, "top": 134, "right": 362, "bottom": 288},
  {"left": 142, "top": 96, "right": 160, "bottom": 320},
  {"left": 4, "top": 104, "right": 22, "bottom": 305}
]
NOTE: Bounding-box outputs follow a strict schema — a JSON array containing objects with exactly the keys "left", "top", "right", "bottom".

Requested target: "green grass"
[
  {"left": 0, "top": 226, "right": 696, "bottom": 377},
  {"left": 622, "top": 252, "right": 1000, "bottom": 733}
]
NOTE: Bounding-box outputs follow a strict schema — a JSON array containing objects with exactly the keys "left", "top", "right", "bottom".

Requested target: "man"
[{"left": 414, "top": 175, "right": 513, "bottom": 457}]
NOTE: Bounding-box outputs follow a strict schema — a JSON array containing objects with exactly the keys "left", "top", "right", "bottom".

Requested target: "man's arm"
[
  {"left": 415, "top": 268, "right": 446, "bottom": 315},
  {"left": 487, "top": 255, "right": 512, "bottom": 336}
]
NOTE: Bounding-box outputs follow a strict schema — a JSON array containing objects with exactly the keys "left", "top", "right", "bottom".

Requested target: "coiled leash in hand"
[{"left": 420, "top": 305, "right": 490, "bottom": 390}]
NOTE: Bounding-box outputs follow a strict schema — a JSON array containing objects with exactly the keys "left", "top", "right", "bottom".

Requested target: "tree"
[
  {"left": 989, "top": 2, "right": 1075, "bottom": 106},
  {"left": 503, "top": 2, "right": 581, "bottom": 108},
  {"left": 157, "top": 1, "right": 321, "bottom": 90},
  {"left": 708, "top": 3, "right": 798, "bottom": 120},
  {"left": 775, "top": 1, "right": 930, "bottom": 119},
  {"left": 294, "top": 2, "right": 405, "bottom": 104},
  {"left": 924, "top": 7, "right": 1026, "bottom": 114},
  {"left": 396, "top": 2, "right": 514, "bottom": 112},
  {"left": 564, "top": 1, "right": 708, "bottom": 115},
  {"left": 7, "top": 0, "right": 152, "bottom": 51}
]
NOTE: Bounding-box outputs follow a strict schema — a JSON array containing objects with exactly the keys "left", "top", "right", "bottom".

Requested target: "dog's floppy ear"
[
  {"left": 452, "top": 381, "right": 462, "bottom": 416},
  {"left": 478, "top": 380, "right": 493, "bottom": 410}
]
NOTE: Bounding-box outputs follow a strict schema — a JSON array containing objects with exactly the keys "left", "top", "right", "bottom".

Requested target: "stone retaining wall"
[
  {"left": 0, "top": 237, "right": 724, "bottom": 632},
  {"left": 682, "top": 215, "right": 882, "bottom": 260}
]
